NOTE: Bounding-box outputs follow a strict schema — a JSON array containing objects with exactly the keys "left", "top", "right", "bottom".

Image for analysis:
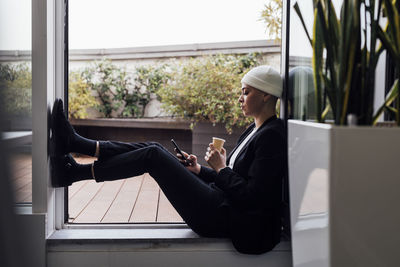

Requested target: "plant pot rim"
[
  {"left": 70, "top": 117, "right": 191, "bottom": 130},
  {"left": 288, "top": 119, "right": 399, "bottom": 129}
]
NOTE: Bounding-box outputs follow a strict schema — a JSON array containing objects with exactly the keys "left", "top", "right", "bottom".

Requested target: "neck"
[{"left": 254, "top": 110, "right": 275, "bottom": 128}]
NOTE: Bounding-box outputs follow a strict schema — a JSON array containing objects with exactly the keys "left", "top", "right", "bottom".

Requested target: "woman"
[{"left": 51, "top": 65, "right": 286, "bottom": 255}]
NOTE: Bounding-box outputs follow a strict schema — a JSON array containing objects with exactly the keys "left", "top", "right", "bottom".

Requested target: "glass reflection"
[{"left": 0, "top": 0, "right": 32, "bottom": 203}]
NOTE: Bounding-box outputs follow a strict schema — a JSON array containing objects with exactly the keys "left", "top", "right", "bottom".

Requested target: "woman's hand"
[
  {"left": 205, "top": 144, "right": 227, "bottom": 173},
  {"left": 176, "top": 149, "right": 201, "bottom": 175}
]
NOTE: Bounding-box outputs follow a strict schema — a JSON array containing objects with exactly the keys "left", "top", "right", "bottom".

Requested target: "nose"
[{"left": 238, "top": 94, "right": 243, "bottom": 103}]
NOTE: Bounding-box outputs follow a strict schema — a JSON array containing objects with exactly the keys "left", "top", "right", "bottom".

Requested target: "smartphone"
[{"left": 171, "top": 139, "right": 190, "bottom": 165}]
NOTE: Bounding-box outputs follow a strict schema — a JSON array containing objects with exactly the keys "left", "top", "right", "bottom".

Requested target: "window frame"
[
  {"left": 26, "top": 3, "right": 295, "bottom": 266},
  {"left": 58, "top": 0, "right": 282, "bottom": 228},
  {"left": 47, "top": 0, "right": 192, "bottom": 231},
  {"left": 39, "top": 0, "right": 288, "bottom": 240}
]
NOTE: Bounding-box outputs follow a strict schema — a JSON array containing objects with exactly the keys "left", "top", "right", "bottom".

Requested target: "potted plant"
[
  {"left": 69, "top": 61, "right": 192, "bottom": 153},
  {"left": 157, "top": 54, "right": 260, "bottom": 164},
  {"left": 288, "top": 1, "right": 400, "bottom": 266}
]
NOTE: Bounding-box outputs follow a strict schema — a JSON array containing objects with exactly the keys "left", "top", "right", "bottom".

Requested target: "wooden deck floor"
[
  {"left": 10, "top": 153, "right": 33, "bottom": 203},
  {"left": 9, "top": 154, "right": 183, "bottom": 223}
]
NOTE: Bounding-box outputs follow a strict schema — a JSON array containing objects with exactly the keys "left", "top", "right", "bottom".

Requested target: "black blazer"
[{"left": 199, "top": 116, "right": 285, "bottom": 254}]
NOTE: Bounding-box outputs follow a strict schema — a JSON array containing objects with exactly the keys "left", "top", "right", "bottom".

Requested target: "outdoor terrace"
[{"left": 10, "top": 153, "right": 184, "bottom": 223}]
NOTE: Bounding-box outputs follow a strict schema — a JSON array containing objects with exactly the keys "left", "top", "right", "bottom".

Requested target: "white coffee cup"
[{"left": 212, "top": 137, "right": 225, "bottom": 152}]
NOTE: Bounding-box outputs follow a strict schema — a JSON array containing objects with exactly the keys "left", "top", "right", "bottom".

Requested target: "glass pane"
[
  {"left": 287, "top": 1, "right": 315, "bottom": 121},
  {"left": 67, "top": 0, "right": 281, "bottom": 223},
  {"left": 0, "top": 0, "right": 32, "bottom": 204}
]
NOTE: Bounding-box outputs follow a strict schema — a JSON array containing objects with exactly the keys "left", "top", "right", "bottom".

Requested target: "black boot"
[
  {"left": 51, "top": 98, "right": 77, "bottom": 156},
  {"left": 51, "top": 98, "right": 96, "bottom": 156},
  {"left": 50, "top": 154, "right": 76, "bottom": 187}
]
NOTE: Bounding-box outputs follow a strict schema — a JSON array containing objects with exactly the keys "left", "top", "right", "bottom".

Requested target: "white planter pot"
[{"left": 288, "top": 120, "right": 400, "bottom": 267}]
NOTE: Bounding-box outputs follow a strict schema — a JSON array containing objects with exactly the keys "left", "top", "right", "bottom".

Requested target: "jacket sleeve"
[
  {"left": 197, "top": 165, "right": 218, "bottom": 183},
  {"left": 195, "top": 123, "right": 254, "bottom": 184},
  {"left": 214, "top": 130, "right": 285, "bottom": 210}
]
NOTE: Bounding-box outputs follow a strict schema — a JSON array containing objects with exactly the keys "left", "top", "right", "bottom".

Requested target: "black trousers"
[{"left": 93, "top": 141, "right": 230, "bottom": 238}]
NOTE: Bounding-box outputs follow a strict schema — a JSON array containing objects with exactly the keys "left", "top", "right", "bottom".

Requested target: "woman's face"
[{"left": 238, "top": 84, "right": 268, "bottom": 117}]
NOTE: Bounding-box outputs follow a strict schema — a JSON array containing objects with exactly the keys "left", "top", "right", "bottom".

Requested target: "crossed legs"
[{"left": 50, "top": 99, "right": 230, "bottom": 238}]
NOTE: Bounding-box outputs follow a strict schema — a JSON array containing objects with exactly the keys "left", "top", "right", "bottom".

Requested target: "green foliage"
[
  {"left": 157, "top": 53, "right": 261, "bottom": 133},
  {"left": 0, "top": 54, "right": 268, "bottom": 127},
  {"left": 68, "top": 71, "right": 97, "bottom": 119},
  {"left": 0, "top": 63, "right": 32, "bottom": 117},
  {"left": 294, "top": 0, "right": 399, "bottom": 125},
  {"left": 0, "top": 63, "right": 20, "bottom": 81},
  {"left": 118, "top": 64, "right": 170, "bottom": 117},
  {"left": 136, "top": 64, "right": 170, "bottom": 95},
  {"left": 375, "top": 0, "right": 400, "bottom": 125},
  {"left": 82, "top": 59, "right": 128, "bottom": 117},
  {"left": 260, "top": 0, "right": 283, "bottom": 41},
  {"left": 82, "top": 59, "right": 170, "bottom": 118}
]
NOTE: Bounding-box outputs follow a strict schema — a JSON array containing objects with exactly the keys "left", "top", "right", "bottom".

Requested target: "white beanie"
[{"left": 241, "top": 65, "right": 282, "bottom": 98}]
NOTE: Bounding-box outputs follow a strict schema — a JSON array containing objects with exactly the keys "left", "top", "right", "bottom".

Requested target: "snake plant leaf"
[
  {"left": 295, "top": 0, "right": 398, "bottom": 125},
  {"left": 321, "top": 102, "right": 331, "bottom": 120},
  {"left": 382, "top": 0, "right": 400, "bottom": 53},
  {"left": 315, "top": 0, "right": 339, "bottom": 123},
  {"left": 377, "top": 26, "right": 400, "bottom": 61},
  {"left": 339, "top": 0, "right": 360, "bottom": 125},
  {"left": 327, "top": 0, "right": 340, "bottom": 63},
  {"left": 322, "top": 72, "right": 336, "bottom": 118},
  {"left": 293, "top": 2, "right": 313, "bottom": 47},
  {"left": 312, "top": 6, "right": 325, "bottom": 122},
  {"left": 372, "top": 79, "right": 399, "bottom": 125},
  {"left": 384, "top": 106, "right": 398, "bottom": 120}
]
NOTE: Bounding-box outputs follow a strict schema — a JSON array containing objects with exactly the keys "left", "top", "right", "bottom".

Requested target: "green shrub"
[
  {"left": 82, "top": 59, "right": 129, "bottom": 117},
  {"left": 157, "top": 53, "right": 261, "bottom": 133},
  {"left": 68, "top": 71, "right": 97, "bottom": 119},
  {"left": 82, "top": 59, "right": 169, "bottom": 118},
  {"left": 0, "top": 63, "right": 32, "bottom": 117},
  {"left": 117, "top": 64, "right": 170, "bottom": 117}
]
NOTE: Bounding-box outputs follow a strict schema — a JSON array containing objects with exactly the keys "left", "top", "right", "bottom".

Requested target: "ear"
[{"left": 263, "top": 94, "right": 271, "bottom": 102}]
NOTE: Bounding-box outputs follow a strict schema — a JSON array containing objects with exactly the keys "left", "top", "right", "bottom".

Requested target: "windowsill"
[
  {"left": 47, "top": 225, "right": 237, "bottom": 252},
  {"left": 48, "top": 223, "right": 227, "bottom": 245},
  {"left": 47, "top": 224, "right": 291, "bottom": 253},
  {"left": 15, "top": 204, "right": 33, "bottom": 214},
  {"left": 1, "top": 131, "right": 32, "bottom": 147}
]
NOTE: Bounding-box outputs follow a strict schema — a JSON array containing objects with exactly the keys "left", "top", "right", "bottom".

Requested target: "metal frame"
[
  {"left": 281, "top": 0, "right": 291, "bottom": 125},
  {"left": 280, "top": 0, "right": 292, "bottom": 240},
  {"left": 63, "top": 0, "right": 69, "bottom": 224},
  {"left": 52, "top": 0, "right": 290, "bottom": 231}
]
